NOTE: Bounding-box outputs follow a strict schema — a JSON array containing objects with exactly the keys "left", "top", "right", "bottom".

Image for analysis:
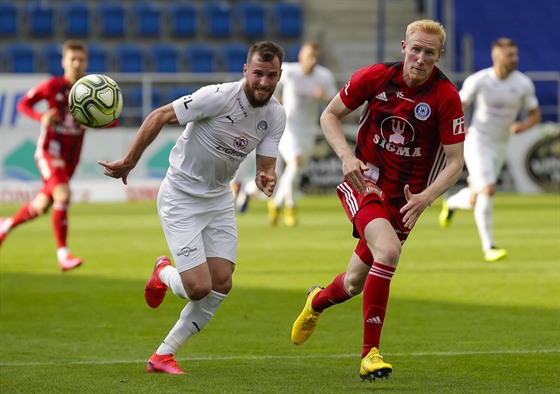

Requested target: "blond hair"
[{"left": 405, "top": 19, "right": 447, "bottom": 50}]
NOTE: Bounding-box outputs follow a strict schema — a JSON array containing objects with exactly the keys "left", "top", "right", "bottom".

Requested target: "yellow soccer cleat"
[
  {"left": 268, "top": 200, "right": 280, "bottom": 225},
  {"left": 291, "top": 286, "right": 323, "bottom": 345},
  {"left": 484, "top": 247, "right": 508, "bottom": 262},
  {"left": 438, "top": 198, "right": 454, "bottom": 228},
  {"left": 284, "top": 206, "right": 298, "bottom": 227},
  {"left": 359, "top": 347, "right": 393, "bottom": 382}
]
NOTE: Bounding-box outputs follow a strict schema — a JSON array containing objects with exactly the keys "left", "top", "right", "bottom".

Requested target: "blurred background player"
[
  {"left": 99, "top": 41, "right": 286, "bottom": 375},
  {"left": 439, "top": 38, "right": 541, "bottom": 262},
  {"left": 268, "top": 41, "right": 338, "bottom": 226},
  {"left": 291, "top": 20, "right": 465, "bottom": 381},
  {"left": 0, "top": 40, "right": 90, "bottom": 271}
]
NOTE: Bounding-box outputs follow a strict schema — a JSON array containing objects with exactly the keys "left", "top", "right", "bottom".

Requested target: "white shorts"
[
  {"left": 278, "top": 128, "right": 316, "bottom": 162},
  {"left": 464, "top": 135, "right": 507, "bottom": 192},
  {"left": 157, "top": 177, "right": 237, "bottom": 273}
]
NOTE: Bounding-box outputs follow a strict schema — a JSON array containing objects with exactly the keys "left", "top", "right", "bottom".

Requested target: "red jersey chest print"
[{"left": 340, "top": 62, "right": 464, "bottom": 199}]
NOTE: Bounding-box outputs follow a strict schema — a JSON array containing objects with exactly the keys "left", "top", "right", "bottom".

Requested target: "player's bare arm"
[
  {"left": 509, "top": 107, "right": 542, "bottom": 134},
  {"left": 400, "top": 142, "right": 464, "bottom": 229},
  {"left": 98, "top": 103, "right": 179, "bottom": 185},
  {"left": 320, "top": 94, "right": 368, "bottom": 193},
  {"left": 255, "top": 154, "right": 277, "bottom": 197}
]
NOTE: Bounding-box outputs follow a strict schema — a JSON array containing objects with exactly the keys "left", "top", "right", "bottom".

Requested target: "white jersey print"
[{"left": 169, "top": 79, "right": 286, "bottom": 197}]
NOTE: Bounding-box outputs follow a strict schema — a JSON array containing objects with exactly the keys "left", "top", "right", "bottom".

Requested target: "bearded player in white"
[
  {"left": 440, "top": 38, "right": 541, "bottom": 262},
  {"left": 99, "top": 41, "right": 286, "bottom": 374},
  {"left": 268, "top": 41, "right": 338, "bottom": 226}
]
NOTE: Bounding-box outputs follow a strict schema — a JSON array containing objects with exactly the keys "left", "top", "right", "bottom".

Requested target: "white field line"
[{"left": 0, "top": 348, "right": 559, "bottom": 367}]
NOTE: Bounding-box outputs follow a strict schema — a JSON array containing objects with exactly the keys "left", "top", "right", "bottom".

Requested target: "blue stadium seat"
[
  {"left": 132, "top": 2, "right": 161, "bottom": 38},
  {"left": 286, "top": 43, "right": 301, "bottom": 62},
  {"left": 41, "top": 44, "right": 63, "bottom": 76},
  {"left": 166, "top": 86, "right": 197, "bottom": 103},
  {"left": 4, "top": 43, "right": 35, "bottom": 73},
  {"left": 272, "top": 2, "right": 302, "bottom": 38},
  {"left": 127, "top": 86, "right": 163, "bottom": 123},
  {"left": 61, "top": 3, "right": 90, "bottom": 37},
  {"left": 220, "top": 44, "right": 249, "bottom": 73},
  {"left": 184, "top": 44, "right": 215, "bottom": 73},
  {"left": 0, "top": 3, "right": 18, "bottom": 37},
  {"left": 97, "top": 3, "right": 125, "bottom": 37},
  {"left": 114, "top": 44, "right": 145, "bottom": 73},
  {"left": 203, "top": 2, "right": 232, "bottom": 38},
  {"left": 235, "top": 2, "right": 266, "bottom": 38},
  {"left": 149, "top": 44, "right": 178, "bottom": 73},
  {"left": 167, "top": 2, "right": 196, "bottom": 37},
  {"left": 25, "top": 1, "right": 54, "bottom": 37},
  {"left": 87, "top": 44, "right": 108, "bottom": 73}
]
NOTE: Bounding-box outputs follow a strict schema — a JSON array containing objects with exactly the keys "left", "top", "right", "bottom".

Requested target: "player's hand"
[
  {"left": 41, "top": 108, "right": 59, "bottom": 127},
  {"left": 255, "top": 171, "right": 276, "bottom": 197},
  {"left": 399, "top": 184, "right": 430, "bottom": 229},
  {"left": 97, "top": 159, "right": 135, "bottom": 185},
  {"left": 342, "top": 156, "right": 368, "bottom": 193},
  {"left": 509, "top": 121, "right": 525, "bottom": 134}
]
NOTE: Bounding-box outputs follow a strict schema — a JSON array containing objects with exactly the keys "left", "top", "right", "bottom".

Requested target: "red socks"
[
  {"left": 311, "top": 273, "right": 352, "bottom": 313},
  {"left": 52, "top": 201, "right": 68, "bottom": 249},
  {"left": 10, "top": 202, "right": 38, "bottom": 228},
  {"left": 362, "top": 262, "right": 395, "bottom": 357}
]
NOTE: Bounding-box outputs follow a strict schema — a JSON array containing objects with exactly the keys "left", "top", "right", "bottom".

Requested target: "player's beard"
[{"left": 245, "top": 82, "right": 273, "bottom": 107}]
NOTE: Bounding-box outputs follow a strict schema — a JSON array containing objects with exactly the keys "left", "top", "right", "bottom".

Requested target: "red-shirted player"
[
  {"left": 0, "top": 40, "right": 89, "bottom": 271},
  {"left": 291, "top": 20, "right": 466, "bottom": 381}
]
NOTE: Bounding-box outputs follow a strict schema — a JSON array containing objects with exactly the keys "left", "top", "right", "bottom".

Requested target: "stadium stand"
[
  {"left": 60, "top": 2, "right": 90, "bottom": 37},
  {"left": 184, "top": 44, "right": 216, "bottom": 73},
  {"left": 97, "top": 3, "right": 126, "bottom": 38},
  {"left": 167, "top": 2, "right": 197, "bottom": 38},
  {"left": 235, "top": 2, "right": 266, "bottom": 38},
  {"left": 25, "top": 1, "right": 54, "bottom": 37},
  {"left": 41, "top": 43, "right": 63, "bottom": 76},
  {"left": 113, "top": 43, "right": 145, "bottom": 73},
  {"left": 4, "top": 43, "right": 35, "bottom": 73},
  {"left": 220, "top": 43, "right": 250, "bottom": 73},
  {"left": 203, "top": 1, "right": 232, "bottom": 38},
  {"left": 86, "top": 44, "right": 109, "bottom": 73},
  {"left": 271, "top": 2, "right": 303, "bottom": 38},
  {"left": 0, "top": 2, "right": 18, "bottom": 37},
  {"left": 166, "top": 86, "right": 197, "bottom": 103},
  {"left": 132, "top": 2, "right": 162, "bottom": 38},
  {"left": 149, "top": 44, "right": 179, "bottom": 73}
]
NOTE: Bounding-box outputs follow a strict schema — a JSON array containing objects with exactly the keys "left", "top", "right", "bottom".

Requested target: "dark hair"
[
  {"left": 62, "top": 39, "right": 88, "bottom": 56},
  {"left": 491, "top": 37, "right": 516, "bottom": 50},
  {"left": 247, "top": 41, "right": 285, "bottom": 67}
]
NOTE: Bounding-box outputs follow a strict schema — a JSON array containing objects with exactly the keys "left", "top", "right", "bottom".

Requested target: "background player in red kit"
[
  {"left": 0, "top": 40, "right": 89, "bottom": 271},
  {"left": 291, "top": 19, "right": 465, "bottom": 381}
]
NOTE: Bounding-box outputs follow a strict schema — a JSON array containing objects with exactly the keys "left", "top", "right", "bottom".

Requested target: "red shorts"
[
  {"left": 36, "top": 155, "right": 74, "bottom": 197},
  {"left": 337, "top": 180, "right": 410, "bottom": 264}
]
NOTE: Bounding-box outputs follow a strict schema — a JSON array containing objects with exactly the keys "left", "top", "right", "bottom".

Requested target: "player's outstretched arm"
[
  {"left": 255, "top": 154, "right": 277, "bottom": 197},
  {"left": 98, "top": 103, "right": 178, "bottom": 185}
]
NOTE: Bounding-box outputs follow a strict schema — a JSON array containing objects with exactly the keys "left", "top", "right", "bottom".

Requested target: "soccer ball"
[{"left": 69, "top": 74, "right": 123, "bottom": 128}]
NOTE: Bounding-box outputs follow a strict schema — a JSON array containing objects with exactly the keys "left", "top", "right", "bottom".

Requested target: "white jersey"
[
  {"left": 169, "top": 79, "right": 286, "bottom": 198},
  {"left": 460, "top": 68, "right": 539, "bottom": 144},
  {"left": 278, "top": 62, "right": 338, "bottom": 138}
]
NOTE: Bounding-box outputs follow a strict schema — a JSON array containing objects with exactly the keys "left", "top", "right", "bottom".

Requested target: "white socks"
[
  {"left": 446, "top": 187, "right": 473, "bottom": 210},
  {"left": 156, "top": 290, "right": 227, "bottom": 355},
  {"left": 474, "top": 193, "right": 494, "bottom": 252},
  {"left": 159, "top": 266, "right": 189, "bottom": 300}
]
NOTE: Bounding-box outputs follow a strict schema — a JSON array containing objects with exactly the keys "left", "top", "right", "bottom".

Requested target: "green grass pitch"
[{"left": 0, "top": 193, "right": 558, "bottom": 393}]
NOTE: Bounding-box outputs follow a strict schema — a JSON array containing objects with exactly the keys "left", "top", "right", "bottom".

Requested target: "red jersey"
[
  {"left": 17, "top": 76, "right": 85, "bottom": 177},
  {"left": 340, "top": 62, "right": 465, "bottom": 208}
]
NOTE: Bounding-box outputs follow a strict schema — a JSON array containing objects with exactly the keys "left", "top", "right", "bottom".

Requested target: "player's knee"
[
  {"left": 344, "top": 279, "right": 363, "bottom": 297},
  {"left": 375, "top": 244, "right": 401, "bottom": 267},
  {"left": 186, "top": 284, "right": 212, "bottom": 301}
]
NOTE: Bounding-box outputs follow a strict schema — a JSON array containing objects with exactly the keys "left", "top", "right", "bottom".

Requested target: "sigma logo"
[
  {"left": 375, "top": 116, "right": 421, "bottom": 157},
  {"left": 525, "top": 133, "right": 560, "bottom": 192}
]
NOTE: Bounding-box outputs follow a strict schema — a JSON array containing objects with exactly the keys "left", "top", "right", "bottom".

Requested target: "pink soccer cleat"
[
  {"left": 144, "top": 255, "right": 171, "bottom": 308},
  {"left": 146, "top": 352, "right": 186, "bottom": 374},
  {"left": 59, "top": 254, "right": 83, "bottom": 272}
]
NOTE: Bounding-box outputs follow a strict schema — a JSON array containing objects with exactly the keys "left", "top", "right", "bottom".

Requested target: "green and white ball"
[{"left": 69, "top": 74, "right": 123, "bottom": 128}]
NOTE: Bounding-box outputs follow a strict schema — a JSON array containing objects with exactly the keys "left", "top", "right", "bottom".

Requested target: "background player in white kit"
[
  {"left": 439, "top": 38, "right": 541, "bottom": 262},
  {"left": 99, "top": 41, "right": 286, "bottom": 374},
  {"left": 268, "top": 42, "right": 338, "bottom": 226}
]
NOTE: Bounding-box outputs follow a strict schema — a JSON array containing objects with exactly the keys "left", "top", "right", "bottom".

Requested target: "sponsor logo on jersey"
[
  {"left": 396, "top": 91, "right": 415, "bottom": 103},
  {"left": 177, "top": 246, "right": 198, "bottom": 257},
  {"left": 375, "top": 92, "right": 388, "bottom": 101},
  {"left": 236, "top": 96, "right": 248, "bottom": 118},
  {"left": 257, "top": 120, "right": 268, "bottom": 131},
  {"left": 234, "top": 136, "right": 248, "bottom": 149},
  {"left": 452, "top": 116, "right": 465, "bottom": 135},
  {"left": 414, "top": 102, "right": 431, "bottom": 121},
  {"left": 215, "top": 145, "right": 246, "bottom": 158},
  {"left": 364, "top": 181, "right": 384, "bottom": 200},
  {"left": 375, "top": 116, "right": 421, "bottom": 157}
]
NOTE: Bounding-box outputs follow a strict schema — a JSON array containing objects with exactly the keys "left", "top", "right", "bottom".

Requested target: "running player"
[
  {"left": 439, "top": 38, "right": 541, "bottom": 262},
  {"left": 291, "top": 20, "right": 465, "bottom": 381}
]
